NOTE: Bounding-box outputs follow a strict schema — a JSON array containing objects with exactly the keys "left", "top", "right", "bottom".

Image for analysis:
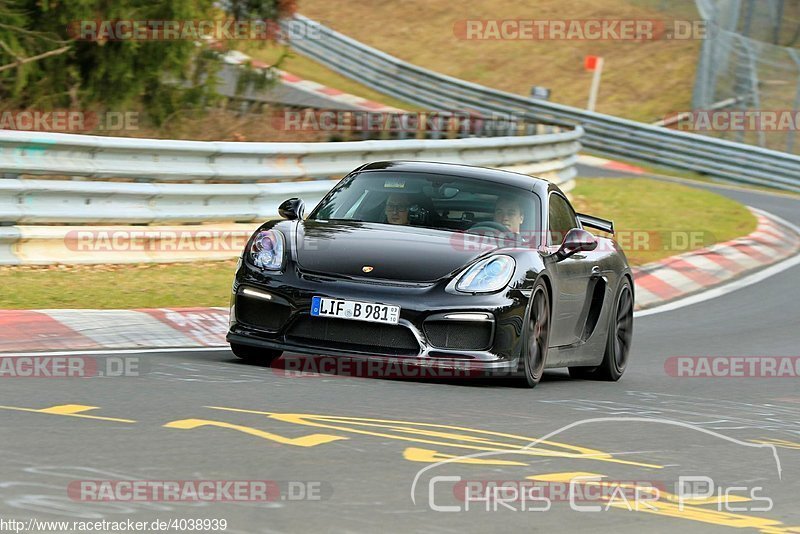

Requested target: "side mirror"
[
  {"left": 554, "top": 228, "right": 598, "bottom": 261},
  {"left": 278, "top": 198, "right": 305, "bottom": 220}
]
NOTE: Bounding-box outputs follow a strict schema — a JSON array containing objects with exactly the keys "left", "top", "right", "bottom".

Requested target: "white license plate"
[{"left": 310, "top": 296, "right": 400, "bottom": 325}]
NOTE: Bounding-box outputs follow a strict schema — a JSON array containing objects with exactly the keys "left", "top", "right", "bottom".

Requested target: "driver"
[
  {"left": 384, "top": 193, "right": 411, "bottom": 225},
  {"left": 494, "top": 195, "right": 526, "bottom": 234}
]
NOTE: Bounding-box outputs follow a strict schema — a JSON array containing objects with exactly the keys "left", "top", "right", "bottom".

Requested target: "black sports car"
[{"left": 226, "top": 161, "right": 634, "bottom": 387}]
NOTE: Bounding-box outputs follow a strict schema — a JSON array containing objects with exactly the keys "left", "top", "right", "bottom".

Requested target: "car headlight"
[
  {"left": 249, "top": 229, "right": 285, "bottom": 270},
  {"left": 455, "top": 255, "right": 515, "bottom": 293}
]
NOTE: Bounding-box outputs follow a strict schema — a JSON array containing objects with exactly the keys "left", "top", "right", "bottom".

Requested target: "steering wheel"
[{"left": 468, "top": 220, "right": 512, "bottom": 233}]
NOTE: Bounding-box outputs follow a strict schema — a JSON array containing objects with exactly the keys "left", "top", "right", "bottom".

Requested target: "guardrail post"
[
  {"left": 429, "top": 119, "right": 442, "bottom": 140},
  {"left": 786, "top": 48, "right": 800, "bottom": 153}
]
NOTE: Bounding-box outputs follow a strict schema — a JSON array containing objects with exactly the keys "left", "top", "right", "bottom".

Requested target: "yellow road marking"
[
  {"left": 403, "top": 447, "right": 528, "bottom": 466},
  {"left": 206, "top": 407, "right": 663, "bottom": 469},
  {"left": 523, "top": 471, "right": 792, "bottom": 531},
  {"left": 2, "top": 402, "right": 794, "bottom": 532},
  {"left": 607, "top": 498, "right": 794, "bottom": 532},
  {"left": 751, "top": 438, "right": 800, "bottom": 450},
  {"left": 163, "top": 418, "right": 347, "bottom": 447},
  {"left": 0, "top": 404, "right": 135, "bottom": 423}
]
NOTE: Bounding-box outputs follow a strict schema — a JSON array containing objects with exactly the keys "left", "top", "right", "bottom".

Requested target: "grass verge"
[
  {"left": 571, "top": 177, "right": 757, "bottom": 265},
  {"left": 0, "top": 261, "right": 237, "bottom": 310},
  {"left": 0, "top": 178, "right": 757, "bottom": 309}
]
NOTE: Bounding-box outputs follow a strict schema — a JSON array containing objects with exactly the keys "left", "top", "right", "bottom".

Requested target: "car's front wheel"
[
  {"left": 230, "top": 343, "right": 283, "bottom": 366},
  {"left": 517, "top": 280, "right": 550, "bottom": 388}
]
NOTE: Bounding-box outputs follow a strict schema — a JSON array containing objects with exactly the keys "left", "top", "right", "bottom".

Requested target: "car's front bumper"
[{"left": 226, "top": 263, "right": 530, "bottom": 371}]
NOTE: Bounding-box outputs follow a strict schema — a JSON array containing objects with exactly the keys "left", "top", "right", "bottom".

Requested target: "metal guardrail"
[
  {"left": 285, "top": 15, "right": 800, "bottom": 193},
  {"left": 0, "top": 179, "right": 338, "bottom": 224},
  {"left": 0, "top": 128, "right": 580, "bottom": 183},
  {"left": 0, "top": 128, "right": 581, "bottom": 224}
]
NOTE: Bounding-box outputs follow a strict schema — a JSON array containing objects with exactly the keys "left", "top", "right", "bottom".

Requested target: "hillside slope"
[{"left": 296, "top": 0, "right": 701, "bottom": 122}]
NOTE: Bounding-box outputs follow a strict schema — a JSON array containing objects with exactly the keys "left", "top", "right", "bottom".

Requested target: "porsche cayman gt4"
[{"left": 226, "top": 161, "right": 634, "bottom": 387}]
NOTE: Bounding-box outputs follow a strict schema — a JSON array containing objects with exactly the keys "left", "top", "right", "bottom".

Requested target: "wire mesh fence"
[{"left": 692, "top": 0, "right": 800, "bottom": 153}]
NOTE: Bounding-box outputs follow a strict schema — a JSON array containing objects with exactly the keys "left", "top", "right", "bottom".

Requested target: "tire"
[
  {"left": 569, "top": 278, "right": 633, "bottom": 381},
  {"left": 517, "top": 280, "right": 551, "bottom": 388},
  {"left": 230, "top": 343, "right": 283, "bottom": 365}
]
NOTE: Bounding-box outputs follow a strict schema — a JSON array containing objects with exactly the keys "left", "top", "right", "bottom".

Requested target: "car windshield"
[{"left": 308, "top": 171, "right": 542, "bottom": 241}]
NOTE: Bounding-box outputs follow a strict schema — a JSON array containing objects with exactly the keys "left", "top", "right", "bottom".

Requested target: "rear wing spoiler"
[{"left": 577, "top": 213, "right": 614, "bottom": 234}]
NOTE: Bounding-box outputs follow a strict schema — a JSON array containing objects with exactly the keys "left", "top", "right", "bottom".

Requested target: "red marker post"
[{"left": 585, "top": 55, "right": 605, "bottom": 112}]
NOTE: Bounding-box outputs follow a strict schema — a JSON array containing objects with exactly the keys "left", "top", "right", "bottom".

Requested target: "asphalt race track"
[{"left": 1, "top": 174, "right": 799, "bottom": 533}]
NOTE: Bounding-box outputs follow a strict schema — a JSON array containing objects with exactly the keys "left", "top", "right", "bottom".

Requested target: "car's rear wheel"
[
  {"left": 569, "top": 278, "right": 633, "bottom": 381},
  {"left": 230, "top": 343, "right": 282, "bottom": 365},
  {"left": 517, "top": 281, "right": 550, "bottom": 388}
]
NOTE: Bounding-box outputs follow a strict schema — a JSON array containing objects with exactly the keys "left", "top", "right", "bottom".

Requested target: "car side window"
[{"left": 548, "top": 193, "right": 578, "bottom": 245}]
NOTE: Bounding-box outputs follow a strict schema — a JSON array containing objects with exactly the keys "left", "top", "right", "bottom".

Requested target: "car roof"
[{"left": 356, "top": 161, "right": 556, "bottom": 194}]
